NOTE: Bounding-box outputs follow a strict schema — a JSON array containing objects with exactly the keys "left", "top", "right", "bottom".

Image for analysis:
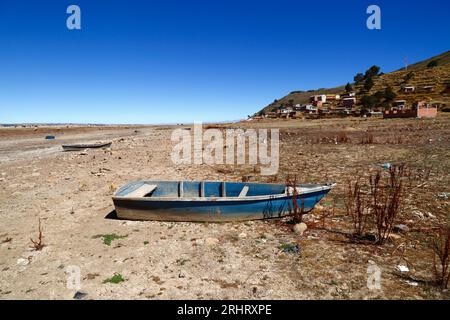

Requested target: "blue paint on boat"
[{"left": 112, "top": 180, "right": 335, "bottom": 222}]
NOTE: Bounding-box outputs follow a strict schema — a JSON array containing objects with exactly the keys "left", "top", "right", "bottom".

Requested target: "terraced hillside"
[
  {"left": 256, "top": 50, "right": 450, "bottom": 115},
  {"left": 360, "top": 63, "right": 450, "bottom": 107}
]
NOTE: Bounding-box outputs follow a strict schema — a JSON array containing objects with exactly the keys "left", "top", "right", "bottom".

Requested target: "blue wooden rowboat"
[{"left": 112, "top": 180, "right": 335, "bottom": 222}]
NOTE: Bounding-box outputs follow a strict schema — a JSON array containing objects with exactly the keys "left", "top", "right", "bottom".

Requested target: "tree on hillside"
[
  {"left": 383, "top": 86, "right": 396, "bottom": 102},
  {"left": 427, "top": 60, "right": 438, "bottom": 68},
  {"left": 345, "top": 82, "right": 353, "bottom": 93},
  {"left": 361, "top": 94, "right": 380, "bottom": 111},
  {"left": 365, "top": 65, "right": 381, "bottom": 79},
  {"left": 404, "top": 72, "right": 414, "bottom": 83},
  {"left": 363, "top": 77, "right": 374, "bottom": 92},
  {"left": 354, "top": 73, "right": 364, "bottom": 84}
]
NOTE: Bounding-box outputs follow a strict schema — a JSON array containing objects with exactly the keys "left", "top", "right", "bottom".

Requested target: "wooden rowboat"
[
  {"left": 112, "top": 180, "right": 335, "bottom": 222},
  {"left": 61, "top": 142, "right": 112, "bottom": 151}
]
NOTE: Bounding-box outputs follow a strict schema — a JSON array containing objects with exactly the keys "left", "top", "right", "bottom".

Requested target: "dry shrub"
[
  {"left": 360, "top": 132, "right": 374, "bottom": 144},
  {"left": 345, "top": 177, "right": 370, "bottom": 237},
  {"left": 370, "top": 164, "right": 407, "bottom": 244},
  {"left": 384, "top": 135, "right": 404, "bottom": 145},
  {"left": 285, "top": 175, "right": 304, "bottom": 223},
  {"left": 318, "top": 199, "right": 336, "bottom": 229},
  {"left": 312, "top": 132, "right": 351, "bottom": 144},
  {"left": 336, "top": 132, "right": 351, "bottom": 143},
  {"left": 345, "top": 164, "right": 408, "bottom": 244},
  {"left": 30, "top": 218, "right": 44, "bottom": 251},
  {"left": 430, "top": 224, "right": 450, "bottom": 289}
]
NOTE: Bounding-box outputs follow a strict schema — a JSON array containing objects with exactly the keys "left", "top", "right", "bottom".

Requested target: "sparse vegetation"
[
  {"left": 345, "top": 82, "right": 353, "bottom": 93},
  {"left": 30, "top": 218, "right": 44, "bottom": 251},
  {"left": 92, "top": 233, "right": 128, "bottom": 246},
  {"left": 2, "top": 237, "right": 12, "bottom": 243},
  {"left": 345, "top": 165, "right": 408, "bottom": 244},
  {"left": 286, "top": 175, "right": 304, "bottom": 223},
  {"left": 345, "top": 177, "right": 369, "bottom": 237},
  {"left": 280, "top": 243, "right": 300, "bottom": 254},
  {"left": 176, "top": 258, "right": 190, "bottom": 266},
  {"left": 336, "top": 132, "right": 350, "bottom": 143},
  {"left": 103, "top": 273, "right": 125, "bottom": 284},
  {"left": 370, "top": 164, "right": 408, "bottom": 245},
  {"left": 427, "top": 60, "right": 438, "bottom": 68},
  {"left": 430, "top": 224, "right": 450, "bottom": 289},
  {"left": 360, "top": 132, "right": 374, "bottom": 144}
]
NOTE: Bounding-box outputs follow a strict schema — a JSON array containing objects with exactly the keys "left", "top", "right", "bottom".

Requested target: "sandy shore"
[{"left": 0, "top": 117, "right": 449, "bottom": 299}]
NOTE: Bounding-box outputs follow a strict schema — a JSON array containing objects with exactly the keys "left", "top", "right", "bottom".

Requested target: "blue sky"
[{"left": 0, "top": 0, "right": 449, "bottom": 124}]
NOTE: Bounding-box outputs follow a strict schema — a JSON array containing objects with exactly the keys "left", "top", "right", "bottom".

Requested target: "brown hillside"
[{"left": 256, "top": 50, "right": 450, "bottom": 115}]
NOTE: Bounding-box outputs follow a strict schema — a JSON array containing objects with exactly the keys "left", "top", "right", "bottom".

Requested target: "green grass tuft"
[
  {"left": 103, "top": 273, "right": 125, "bottom": 284},
  {"left": 92, "top": 233, "right": 128, "bottom": 246}
]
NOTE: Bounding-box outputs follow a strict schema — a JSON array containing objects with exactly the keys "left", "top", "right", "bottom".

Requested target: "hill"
[{"left": 255, "top": 50, "right": 450, "bottom": 116}]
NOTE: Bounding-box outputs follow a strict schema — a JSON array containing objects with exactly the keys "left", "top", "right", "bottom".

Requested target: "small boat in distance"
[
  {"left": 112, "top": 180, "right": 335, "bottom": 222},
  {"left": 61, "top": 142, "right": 112, "bottom": 151}
]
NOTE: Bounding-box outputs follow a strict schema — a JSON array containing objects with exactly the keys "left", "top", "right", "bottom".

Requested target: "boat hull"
[
  {"left": 112, "top": 182, "right": 332, "bottom": 222},
  {"left": 62, "top": 142, "right": 112, "bottom": 151}
]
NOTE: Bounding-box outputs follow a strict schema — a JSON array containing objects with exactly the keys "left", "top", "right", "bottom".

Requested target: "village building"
[
  {"left": 401, "top": 85, "right": 415, "bottom": 93},
  {"left": 419, "top": 85, "right": 434, "bottom": 92},
  {"left": 303, "top": 105, "right": 318, "bottom": 114},
  {"left": 309, "top": 94, "right": 326, "bottom": 103},
  {"left": 383, "top": 101, "right": 437, "bottom": 119},
  {"left": 393, "top": 100, "right": 407, "bottom": 109},
  {"left": 342, "top": 97, "right": 356, "bottom": 109},
  {"left": 325, "top": 94, "right": 340, "bottom": 101},
  {"left": 309, "top": 94, "right": 327, "bottom": 106}
]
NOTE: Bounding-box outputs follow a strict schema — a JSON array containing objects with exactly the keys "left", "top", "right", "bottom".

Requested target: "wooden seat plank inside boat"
[
  {"left": 126, "top": 184, "right": 157, "bottom": 197},
  {"left": 238, "top": 186, "right": 249, "bottom": 198}
]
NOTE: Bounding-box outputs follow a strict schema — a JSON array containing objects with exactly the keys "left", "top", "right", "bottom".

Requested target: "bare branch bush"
[
  {"left": 286, "top": 175, "right": 304, "bottom": 223},
  {"left": 345, "top": 164, "right": 408, "bottom": 244},
  {"left": 430, "top": 224, "right": 450, "bottom": 289},
  {"left": 360, "top": 132, "right": 374, "bottom": 144},
  {"left": 370, "top": 164, "right": 407, "bottom": 244},
  {"left": 30, "top": 218, "right": 44, "bottom": 251},
  {"left": 345, "top": 176, "right": 370, "bottom": 237}
]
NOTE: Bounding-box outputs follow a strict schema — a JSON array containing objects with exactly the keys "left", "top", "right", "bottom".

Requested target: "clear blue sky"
[{"left": 1, "top": 0, "right": 449, "bottom": 124}]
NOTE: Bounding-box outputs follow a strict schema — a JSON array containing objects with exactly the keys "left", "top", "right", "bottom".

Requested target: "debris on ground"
[
  {"left": 395, "top": 265, "right": 410, "bottom": 273},
  {"left": 293, "top": 222, "right": 308, "bottom": 235},
  {"left": 393, "top": 224, "right": 410, "bottom": 233}
]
